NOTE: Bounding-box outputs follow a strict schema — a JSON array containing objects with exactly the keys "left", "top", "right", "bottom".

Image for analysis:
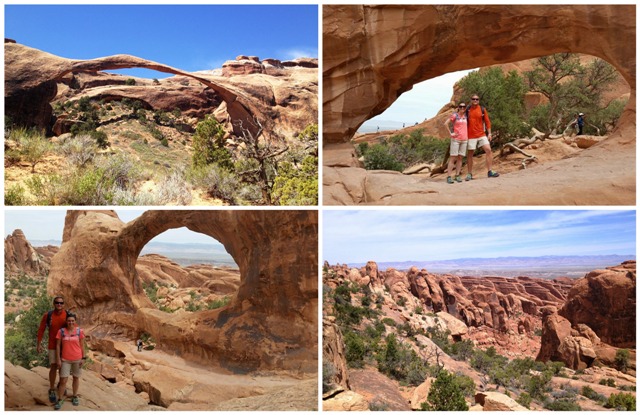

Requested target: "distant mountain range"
[
  {"left": 346, "top": 255, "right": 634, "bottom": 279},
  {"left": 32, "top": 240, "right": 237, "bottom": 268}
]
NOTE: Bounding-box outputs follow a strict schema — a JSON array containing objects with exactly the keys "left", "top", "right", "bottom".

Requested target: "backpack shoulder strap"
[
  {"left": 60, "top": 327, "right": 65, "bottom": 337},
  {"left": 46, "top": 310, "right": 54, "bottom": 328},
  {"left": 76, "top": 328, "right": 81, "bottom": 336}
]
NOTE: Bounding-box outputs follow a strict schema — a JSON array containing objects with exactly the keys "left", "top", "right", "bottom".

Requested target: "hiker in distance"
[
  {"left": 465, "top": 94, "right": 500, "bottom": 179},
  {"left": 55, "top": 313, "right": 86, "bottom": 410},
  {"left": 36, "top": 296, "right": 67, "bottom": 404},
  {"left": 444, "top": 102, "right": 468, "bottom": 184},
  {"left": 575, "top": 112, "right": 585, "bottom": 135}
]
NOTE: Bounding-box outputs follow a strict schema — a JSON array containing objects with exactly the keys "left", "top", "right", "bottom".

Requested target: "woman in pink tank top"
[
  {"left": 54, "top": 313, "right": 86, "bottom": 410},
  {"left": 443, "top": 102, "right": 469, "bottom": 184}
]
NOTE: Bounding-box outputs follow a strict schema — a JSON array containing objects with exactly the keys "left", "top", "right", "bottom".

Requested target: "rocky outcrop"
[
  {"left": 537, "top": 262, "right": 636, "bottom": 369},
  {"left": 6, "top": 42, "right": 317, "bottom": 140},
  {"left": 559, "top": 261, "right": 636, "bottom": 348},
  {"left": 323, "top": 317, "right": 350, "bottom": 391},
  {"left": 49, "top": 210, "right": 318, "bottom": 373},
  {"left": 323, "top": 390, "right": 369, "bottom": 411},
  {"left": 326, "top": 262, "right": 572, "bottom": 337},
  {"left": 4, "top": 229, "right": 50, "bottom": 275},
  {"left": 475, "top": 391, "right": 529, "bottom": 411},
  {"left": 5, "top": 360, "right": 150, "bottom": 410},
  {"left": 323, "top": 5, "right": 635, "bottom": 145}
]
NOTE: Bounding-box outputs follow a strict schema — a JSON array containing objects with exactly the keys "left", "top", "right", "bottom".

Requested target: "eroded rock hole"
[{"left": 136, "top": 227, "right": 239, "bottom": 314}]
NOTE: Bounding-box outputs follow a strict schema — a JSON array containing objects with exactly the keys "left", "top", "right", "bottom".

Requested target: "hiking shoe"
[
  {"left": 72, "top": 396, "right": 79, "bottom": 406},
  {"left": 455, "top": 175, "right": 463, "bottom": 183},
  {"left": 49, "top": 389, "right": 57, "bottom": 403},
  {"left": 447, "top": 176, "right": 454, "bottom": 184},
  {"left": 54, "top": 399, "right": 64, "bottom": 410},
  {"left": 488, "top": 170, "right": 500, "bottom": 178},
  {"left": 465, "top": 173, "right": 473, "bottom": 181}
]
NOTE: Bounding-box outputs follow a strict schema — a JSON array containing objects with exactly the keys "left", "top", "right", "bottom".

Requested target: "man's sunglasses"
[{"left": 55, "top": 301, "right": 64, "bottom": 305}]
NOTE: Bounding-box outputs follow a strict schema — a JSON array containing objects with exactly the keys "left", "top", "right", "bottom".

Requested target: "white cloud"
[{"left": 279, "top": 47, "right": 318, "bottom": 60}]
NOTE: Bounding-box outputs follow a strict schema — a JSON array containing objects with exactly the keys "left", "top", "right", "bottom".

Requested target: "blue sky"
[
  {"left": 360, "top": 69, "right": 475, "bottom": 131},
  {"left": 4, "top": 4, "right": 318, "bottom": 78},
  {"left": 4, "top": 210, "right": 217, "bottom": 245},
  {"left": 323, "top": 210, "right": 636, "bottom": 263}
]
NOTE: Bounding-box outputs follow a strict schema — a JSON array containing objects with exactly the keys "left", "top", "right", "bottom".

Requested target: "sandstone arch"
[
  {"left": 323, "top": 5, "right": 635, "bottom": 144},
  {"left": 49, "top": 210, "right": 318, "bottom": 372},
  {"left": 5, "top": 41, "right": 261, "bottom": 137}
]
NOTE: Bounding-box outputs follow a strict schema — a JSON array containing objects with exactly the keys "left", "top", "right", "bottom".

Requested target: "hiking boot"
[
  {"left": 49, "top": 389, "right": 57, "bottom": 403},
  {"left": 465, "top": 173, "right": 473, "bottom": 181},
  {"left": 454, "top": 175, "right": 463, "bottom": 183},
  {"left": 54, "top": 398, "right": 64, "bottom": 410},
  {"left": 72, "top": 396, "right": 79, "bottom": 406},
  {"left": 446, "top": 176, "right": 454, "bottom": 184},
  {"left": 488, "top": 170, "right": 500, "bottom": 178}
]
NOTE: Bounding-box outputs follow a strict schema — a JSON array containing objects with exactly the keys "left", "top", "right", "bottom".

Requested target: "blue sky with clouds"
[
  {"left": 323, "top": 210, "right": 636, "bottom": 263},
  {"left": 5, "top": 4, "right": 318, "bottom": 78}
]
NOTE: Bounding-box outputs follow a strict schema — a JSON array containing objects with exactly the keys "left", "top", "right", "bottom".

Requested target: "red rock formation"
[
  {"left": 323, "top": 5, "right": 635, "bottom": 145},
  {"left": 49, "top": 210, "right": 317, "bottom": 373},
  {"left": 559, "top": 262, "right": 636, "bottom": 348},
  {"left": 322, "top": 317, "right": 350, "bottom": 391},
  {"left": 537, "top": 262, "right": 636, "bottom": 369},
  {"left": 327, "top": 262, "right": 572, "bottom": 335},
  {"left": 4, "top": 229, "right": 51, "bottom": 275},
  {"left": 6, "top": 42, "right": 318, "bottom": 139}
]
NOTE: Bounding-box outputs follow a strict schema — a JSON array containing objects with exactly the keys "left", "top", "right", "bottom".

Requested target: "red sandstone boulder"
[{"left": 559, "top": 262, "right": 636, "bottom": 348}]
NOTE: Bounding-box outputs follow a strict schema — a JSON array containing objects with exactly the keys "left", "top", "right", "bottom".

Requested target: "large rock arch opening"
[
  {"left": 323, "top": 5, "right": 635, "bottom": 144},
  {"left": 322, "top": 5, "right": 635, "bottom": 205},
  {"left": 135, "top": 227, "right": 240, "bottom": 314},
  {"left": 49, "top": 210, "right": 318, "bottom": 373},
  {"left": 5, "top": 41, "right": 261, "bottom": 137}
]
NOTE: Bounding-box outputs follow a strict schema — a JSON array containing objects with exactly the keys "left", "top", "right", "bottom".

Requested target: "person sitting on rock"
[
  {"left": 36, "top": 296, "right": 67, "bottom": 404},
  {"left": 444, "top": 102, "right": 469, "bottom": 184},
  {"left": 54, "top": 313, "right": 86, "bottom": 410}
]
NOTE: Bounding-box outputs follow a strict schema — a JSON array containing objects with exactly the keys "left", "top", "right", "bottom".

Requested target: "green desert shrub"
[
  {"left": 192, "top": 115, "right": 233, "bottom": 170},
  {"left": 421, "top": 369, "right": 469, "bottom": 411},
  {"left": 207, "top": 296, "right": 231, "bottom": 310},
  {"left": 5, "top": 291, "right": 52, "bottom": 368},
  {"left": 5, "top": 184, "right": 27, "bottom": 206},
  {"left": 605, "top": 392, "right": 636, "bottom": 411}
]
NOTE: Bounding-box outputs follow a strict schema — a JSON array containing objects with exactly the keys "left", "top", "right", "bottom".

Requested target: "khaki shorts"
[
  {"left": 48, "top": 349, "right": 59, "bottom": 366},
  {"left": 467, "top": 136, "right": 490, "bottom": 151},
  {"left": 449, "top": 140, "right": 468, "bottom": 157},
  {"left": 60, "top": 360, "right": 83, "bottom": 378}
]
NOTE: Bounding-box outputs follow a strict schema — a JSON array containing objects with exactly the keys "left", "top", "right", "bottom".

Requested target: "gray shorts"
[
  {"left": 48, "top": 349, "right": 59, "bottom": 366},
  {"left": 449, "top": 140, "right": 468, "bottom": 157},
  {"left": 60, "top": 360, "right": 82, "bottom": 378},
  {"left": 467, "top": 136, "right": 490, "bottom": 151}
]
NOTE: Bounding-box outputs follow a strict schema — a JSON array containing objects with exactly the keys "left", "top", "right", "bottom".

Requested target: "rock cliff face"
[
  {"left": 327, "top": 262, "right": 572, "bottom": 336},
  {"left": 323, "top": 5, "right": 635, "bottom": 144},
  {"left": 49, "top": 210, "right": 318, "bottom": 373},
  {"left": 537, "top": 262, "right": 636, "bottom": 369},
  {"left": 559, "top": 261, "right": 636, "bottom": 348},
  {"left": 4, "top": 229, "right": 53, "bottom": 276},
  {"left": 5, "top": 41, "right": 317, "bottom": 140}
]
